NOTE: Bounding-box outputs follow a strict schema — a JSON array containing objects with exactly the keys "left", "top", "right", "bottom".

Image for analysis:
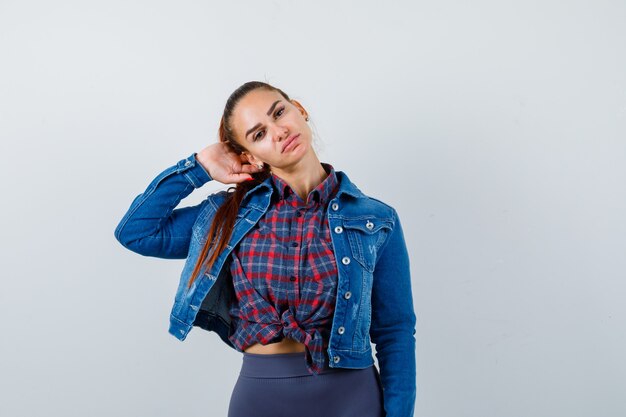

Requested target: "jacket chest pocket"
[{"left": 342, "top": 218, "right": 392, "bottom": 272}]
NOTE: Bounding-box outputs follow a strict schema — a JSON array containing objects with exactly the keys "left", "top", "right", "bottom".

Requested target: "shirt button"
[
  {"left": 291, "top": 242, "right": 299, "bottom": 247},
  {"left": 344, "top": 291, "right": 352, "bottom": 299},
  {"left": 290, "top": 276, "right": 296, "bottom": 282},
  {"left": 296, "top": 211, "right": 303, "bottom": 217},
  {"left": 341, "top": 257, "right": 351, "bottom": 265},
  {"left": 337, "top": 326, "right": 345, "bottom": 334},
  {"left": 331, "top": 202, "right": 339, "bottom": 211},
  {"left": 333, "top": 355, "right": 341, "bottom": 363},
  {"left": 334, "top": 226, "right": 343, "bottom": 234}
]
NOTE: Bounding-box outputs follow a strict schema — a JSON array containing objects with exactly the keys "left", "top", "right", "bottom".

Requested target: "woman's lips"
[{"left": 282, "top": 134, "right": 300, "bottom": 153}]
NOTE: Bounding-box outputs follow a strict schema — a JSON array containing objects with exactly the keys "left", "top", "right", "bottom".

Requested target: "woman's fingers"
[
  {"left": 229, "top": 172, "right": 254, "bottom": 183},
  {"left": 239, "top": 164, "right": 262, "bottom": 174},
  {"left": 196, "top": 143, "right": 264, "bottom": 184}
]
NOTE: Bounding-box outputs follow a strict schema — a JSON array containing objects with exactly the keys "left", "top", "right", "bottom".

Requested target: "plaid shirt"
[{"left": 228, "top": 162, "right": 340, "bottom": 375}]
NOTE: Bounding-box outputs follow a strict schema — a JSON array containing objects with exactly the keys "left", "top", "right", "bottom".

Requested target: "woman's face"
[{"left": 231, "top": 88, "right": 311, "bottom": 170}]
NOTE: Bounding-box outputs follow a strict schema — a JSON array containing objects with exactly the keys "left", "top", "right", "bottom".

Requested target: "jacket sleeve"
[
  {"left": 370, "top": 209, "right": 417, "bottom": 417},
  {"left": 114, "top": 152, "right": 214, "bottom": 259}
]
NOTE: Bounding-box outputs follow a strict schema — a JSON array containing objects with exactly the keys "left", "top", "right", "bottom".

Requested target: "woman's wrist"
[{"left": 194, "top": 152, "right": 213, "bottom": 178}]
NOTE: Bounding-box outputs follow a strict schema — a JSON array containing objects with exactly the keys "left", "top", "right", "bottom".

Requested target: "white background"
[{"left": 1, "top": 1, "right": 625, "bottom": 416}]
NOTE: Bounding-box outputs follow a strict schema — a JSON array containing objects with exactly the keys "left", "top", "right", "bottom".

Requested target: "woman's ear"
[
  {"left": 291, "top": 99, "right": 309, "bottom": 120},
  {"left": 243, "top": 152, "right": 262, "bottom": 167}
]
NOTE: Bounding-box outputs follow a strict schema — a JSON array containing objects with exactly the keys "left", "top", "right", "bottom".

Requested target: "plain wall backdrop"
[{"left": 1, "top": 1, "right": 625, "bottom": 416}]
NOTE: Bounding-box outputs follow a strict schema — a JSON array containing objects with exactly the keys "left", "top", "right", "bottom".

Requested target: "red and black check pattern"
[{"left": 228, "top": 162, "right": 340, "bottom": 375}]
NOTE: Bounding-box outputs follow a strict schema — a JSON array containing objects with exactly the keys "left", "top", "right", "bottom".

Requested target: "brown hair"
[{"left": 186, "top": 81, "right": 293, "bottom": 289}]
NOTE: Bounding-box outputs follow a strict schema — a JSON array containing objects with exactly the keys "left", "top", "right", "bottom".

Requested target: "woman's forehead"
[
  {"left": 238, "top": 89, "right": 284, "bottom": 112},
  {"left": 233, "top": 90, "right": 286, "bottom": 135}
]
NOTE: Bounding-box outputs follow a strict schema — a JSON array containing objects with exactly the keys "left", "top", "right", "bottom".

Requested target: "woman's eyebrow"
[{"left": 245, "top": 100, "right": 282, "bottom": 139}]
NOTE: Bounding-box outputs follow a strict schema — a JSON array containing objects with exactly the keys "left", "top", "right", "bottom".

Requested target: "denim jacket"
[{"left": 114, "top": 153, "right": 417, "bottom": 417}]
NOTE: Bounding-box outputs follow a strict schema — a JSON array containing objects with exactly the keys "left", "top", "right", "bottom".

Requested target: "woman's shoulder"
[
  {"left": 206, "top": 189, "right": 230, "bottom": 205},
  {"left": 342, "top": 187, "right": 398, "bottom": 223},
  {"left": 335, "top": 169, "right": 398, "bottom": 220},
  {"left": 358, "top": 193, "right": 399, "bottom": 222},
  {"left": 362, "top": 193, "right": 395, "bottom": 211}
]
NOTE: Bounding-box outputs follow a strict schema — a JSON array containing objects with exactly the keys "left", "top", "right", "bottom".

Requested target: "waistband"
[{"left": 240, "top": 351, "right": 347, "bottom": 378}]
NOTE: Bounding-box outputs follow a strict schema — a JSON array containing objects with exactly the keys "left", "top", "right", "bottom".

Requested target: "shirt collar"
[{"left": 270, "top": 162, "right": 339, "bottom": 205}]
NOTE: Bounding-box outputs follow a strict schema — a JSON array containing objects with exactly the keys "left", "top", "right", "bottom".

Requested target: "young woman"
[{"left": 114, "top": 81, "right": 417, "bottom": 417}]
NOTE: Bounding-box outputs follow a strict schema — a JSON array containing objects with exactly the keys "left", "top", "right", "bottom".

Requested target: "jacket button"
[
  {"left": 341, "top": 257, "right": 351, "bottom": 265},
  {"left": 344, "top": 291, "right": 352, "bottom": 299},
  {"left": 334, "top": 226, "right": 343, "bottom": 234},
  {"left": 337, "top": 326, "right": 345, "bottom": 334},
  {"left": 366, "top": 220, "right": 374, "bottom": 229},
  {"left": 185, "top": 160, "right": 191, "bottom": 167},
  {"left": 333, "top": 355, "right": 341, "bottom": 363},
  {"left": 331, "top": 202, "right": 339, "bottom": 211}
]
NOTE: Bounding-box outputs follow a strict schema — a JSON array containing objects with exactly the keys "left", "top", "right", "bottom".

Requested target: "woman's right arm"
[
  {"left": 114, "top": 143, "right": 262, "bottom": 259},
  {"left": 113, "top": 152, "right": 215, "bottom": 259}
]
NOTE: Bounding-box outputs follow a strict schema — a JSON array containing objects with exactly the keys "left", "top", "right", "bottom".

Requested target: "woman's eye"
[{"left": 253, "top": 107, "right": 285, "bottom": 141}]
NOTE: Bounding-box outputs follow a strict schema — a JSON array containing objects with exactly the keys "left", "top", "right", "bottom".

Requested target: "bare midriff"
[{"left": 244, "top": 337, "right": 307, "bottom": 354}]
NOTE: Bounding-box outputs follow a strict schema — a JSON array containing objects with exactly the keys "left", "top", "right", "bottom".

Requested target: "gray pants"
[{"left": 227, "top": 351, "right": 385, "bottom": 417}]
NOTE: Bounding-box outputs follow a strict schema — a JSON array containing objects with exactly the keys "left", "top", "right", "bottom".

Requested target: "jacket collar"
[
  {"left": 242, "top": 165, "right": 364, "bottom": 207},
  {"left": 270, "top": 162, "right": 339, "bottom": 205}
]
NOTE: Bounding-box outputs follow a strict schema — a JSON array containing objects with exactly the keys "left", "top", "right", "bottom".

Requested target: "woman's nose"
[{"left": 272, "top": 126, "right": 289, "bottom": 142}]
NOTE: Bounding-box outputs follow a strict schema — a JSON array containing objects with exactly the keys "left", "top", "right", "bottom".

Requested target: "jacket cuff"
[{"left": 176, "top": 152, "right": 213, "bottom": 188}]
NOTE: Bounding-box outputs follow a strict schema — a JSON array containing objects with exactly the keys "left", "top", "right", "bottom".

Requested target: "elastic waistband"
[{"left": 240, "top": 351, "right": 346, "bottom": 378}]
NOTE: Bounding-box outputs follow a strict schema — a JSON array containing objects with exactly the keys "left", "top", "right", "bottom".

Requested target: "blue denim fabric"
[{"left": 114, "top": 153, "right": 417, "bottom": 417}]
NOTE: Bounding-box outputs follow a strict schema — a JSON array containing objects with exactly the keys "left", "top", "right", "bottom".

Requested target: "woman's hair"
[{"left": 186, "top": 81, "right": 292, "bottom": 289}]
